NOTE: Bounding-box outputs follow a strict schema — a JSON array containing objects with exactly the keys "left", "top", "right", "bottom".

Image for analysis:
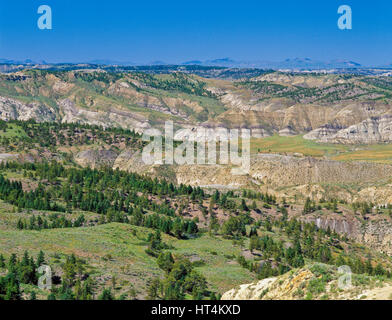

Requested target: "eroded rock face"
[
  {"left": 253, "top": 73, "right": 343, "bottom": 88},
  {"left": 70, "top": 146, "right": 392, "bottom": 207},
  {"left": 0, "top": 96, "right": 56, "bottom": 122},
  {"left": 173, "top": 125, "right": 272, "bottom": 140},
  {"left": 303, "top": 125, "right": 340, "bottom": 141},
  {"left": 249, "top": 154, "right": 392, "bottom": 187},
  {"left": 300, "top": 213, "right": 392, "bottom": 255},
  {"left": 221, "top": 277, "right": 277, "bottom": 300},
  {"left": 113, "top": 149, "right": 154, "bottom": 174},
  {"left": 1, "top": 70, "right": 392, "bottom": 141},
  {"left": 305, "top": 115, "right": 392, "bottom": 144},
  {"left": 60, "top": 99, "right": 150, "bottom": 133},
  {"left": 214, "top": 81, "right": 391, "bottom": 135},
  {"left": 74, "top": 149, "right": 118, "bottom": 169},
  {"left": 251, "top": 128, "right": 271, "bottom": 138},
  {"left": 221, "top": 265, "right": 392, "bottom": 300},
  {"left": 0, "top": 95, "right": 151, "bottom": 133},
  {"left": 278, "top": 127, "right": 297, "bottom": 136},
  {"left": 75, "top": 149, "right": 392, "bottom": 204}
]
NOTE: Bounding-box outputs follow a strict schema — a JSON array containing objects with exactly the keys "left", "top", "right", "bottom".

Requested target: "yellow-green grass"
[
  {"left": 0, "top": 222, "right": 255, "bottom": 296},
  {"left": 250, "top": 135, "right": 349, "bottom": 157},
  {"left": 331, "top": 144, "right": 392, "bottom": 163},
  {"left": 250, "top": 135, "right": 392, "bottom": 164},
  {"left": 173, "top": 235, "right": 255, "bottom": 292},
  {"left": 0, "top": 123, "right": 28, "bottom": 139},
  {"left": 0, "top": 199, "right": 100, "bottom": 231}
]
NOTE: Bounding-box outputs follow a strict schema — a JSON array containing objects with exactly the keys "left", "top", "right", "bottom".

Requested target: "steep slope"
[
  {"left": 1, "top": 69, "right": 392, "bottom": 140},
  {"left": 0, "top": 96, "right": 56, "bottom": 122},
  {"left": 305, "top": 115, "right": 392, "bottom": 144},
  {"left": 0, "top": 70, "right": 227, "bottom": 132},
  {"left": 221, "top": 264, "right": 392, "bottom": 300}
]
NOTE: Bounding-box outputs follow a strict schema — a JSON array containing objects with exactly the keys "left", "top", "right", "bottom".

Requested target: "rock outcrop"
[
  {"left": 0, "top": 96, "right": 56, "bottom": 122},
  {"left": 305, "top": 115, "right": 392, "bottom": 144},
  {"left": 73, "top": 149, "right": 392, "bottom": 205},
  {"left": 74, "top": 149, "right": 118, "bottom": 169},
  {"left": 301, "top": 213, "right": 392, "bottom": 255},
  {"left": 60, "top": 99, "right": 150, "bottom": 133},
  {"left": 1, "top": 70, "right": 392, "bottom": 140},
  {"left": 221, "top": 264, "right": 392, "bottom": 300},
  {"left": 221, "top": 277, "right": 277, "bottom": 300},
  {"left": 249, "top": 154, "right": 392, "bottom": 187}
]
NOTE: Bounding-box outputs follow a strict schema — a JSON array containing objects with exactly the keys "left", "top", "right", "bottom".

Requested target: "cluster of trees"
[
  {"left": 145, "top": 230, "right": 171, "bottom": 257},
  {"left": 17, "top": 213, "right": 86, "bottom": 230},
  {"left": 0, "top": 121, "right": 8, "bottom": 131},
  {"left": 238, "top": 79, "right": 343, "bottom": 104},
  {"left": 208, "top": 190, "right": 263, "bottom": 215},
  {"left": 0, "top": 119, "right": 142, "bottom": 151},
  {"left": 302, "top": 197, "right": 317, "bottom": 214},
  {"left": 335, "top": 253, "right": 389, "bottom": 277},
  {"left": 241, "top": 190, "right": 277, "bottom": 205},
  {"left": 238, "top": 80, "right": 288, "bottom": 97},
  {"left": 1, "top": 161, "right": 202, "bottom": 238},
  {"left": 132, "top": 72, "right": 215, "bottom": 98},
  {"left": 149, "top": 252, "right": 214, "bottom": 300},
  {"left": 0, "top": 251, "right": 45, "bottom": 300},
  {"left": 221, "top": 216, "right": 247, "bottom": 238},
  {"left": 0, "top": 174, "right": 65, "bottom": 212},
  {"left": 238, "top": 215, "right": 392, "bottom": 280},
  {"left": 2, "top": 161, "right": 284, "bottom": 243},
  {"left": 243, "top": 232, "right": 305, "bottom": 279},
  {"left": 352, "top": 201, "right": 374, "bottom": 216},
  {"left": 303, "top": 197, "right": 340, "bottom": 214},
  {"left": 73, "top": 71, "right": 123, "bottom": 84},
  {"left": 143, "top": 213, "right": 198, "bottom": 239},
  {"left": 47, "top": 254, "right": 98, "bottom": 300},
  {"left": 0, "top": 248, "right": 216, "bottom": 301},
  {"left": 0, "top": 251, "right": 119, "bottom": 301}
]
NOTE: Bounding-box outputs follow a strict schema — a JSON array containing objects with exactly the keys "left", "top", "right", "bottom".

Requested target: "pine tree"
[
  {"left": 240, "top": 199, "right": 249, "bottom": 211},
  {"left": 36, "top": 250, "right": 45, "bottom": 266},
  {"left": 98, "top": 288, "right": 114, "bottom": 300},
  {"left": 303, "top": 197, "right": 312, "bottom": 214},
  {"left": 374, "top": 263, "right": 385, "bottom": 276},
  {"left": 249, "top": 226, "right": 258, "bottom": 237},
  {"left": 365, "top": 258, "right": 373, "bottom": 275},
  {"left": 251, "top": 201, "right": 257, "bottom": 210},
  {"left": 147, "top": 278, "right": 161, "bottom": 300},
  {"left": 187, "top": 221, "right": 198, "bottom": 234},
  {"left": 0, "top": 254, "right": 5, "bottom": 268},
  {"left": 157, "top": 252, "right": 174, "bottom": 273}
]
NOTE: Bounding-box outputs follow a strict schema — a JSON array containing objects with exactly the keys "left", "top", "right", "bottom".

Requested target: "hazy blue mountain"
[
  {"left": 181, "top": 57, "right": 362, "bottom": 70},
  {"left": 88, "top": 59, "right": 136, "bottom": 66}
]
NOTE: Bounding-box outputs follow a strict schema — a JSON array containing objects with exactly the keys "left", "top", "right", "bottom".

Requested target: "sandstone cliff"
[
  {"left": 221, "top": 264, "right": 392, "bottom": 300},
  {"left": 305, "top": 115, "right": 392, "bottom": 144}
]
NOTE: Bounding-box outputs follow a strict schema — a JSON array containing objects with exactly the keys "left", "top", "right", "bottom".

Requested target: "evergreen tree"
[
  {"left": 98, "top": 288, "right": 114, "bottom": 300},
  {"left": 36, "top": 250, "right": 45, "bottom": 266},
  {"left": 0, "top": 254, "right": 5, "bottom": 268}
]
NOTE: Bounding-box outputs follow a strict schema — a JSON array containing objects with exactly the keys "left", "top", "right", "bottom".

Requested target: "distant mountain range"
[
  {"left": 0, "top": 58, "right": 48, "bottom": 65},
  {"left": 1, "top": 57, "right": 392, "bottom": 70},
  {"left": 182, "top": 58, "right": 363, "bottom": 70}
]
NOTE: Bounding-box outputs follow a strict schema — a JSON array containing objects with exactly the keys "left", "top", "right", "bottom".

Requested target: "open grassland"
[
  {"left": 251, "top": 135, "right": 392, "bottom": 164},
  {"left": 0, "top": 123, "right": 28, "bottom": 139},
  {"left": 250, "top": 135, "right": 349, "bottom": 157},
  {"left": 0, "top": 219, "right": 256, "bottom": 297},
  {"left": 331, "top": 144, "right": 392, "bottom": 163}
]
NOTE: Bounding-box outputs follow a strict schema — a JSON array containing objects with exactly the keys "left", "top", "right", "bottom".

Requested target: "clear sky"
[{"left": 0, "top": 0, "right": 391, "bottom": 65}]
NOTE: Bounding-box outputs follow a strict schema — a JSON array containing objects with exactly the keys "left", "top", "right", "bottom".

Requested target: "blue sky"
[{"left": 0, "top": 0, "right": 391, "bottom": 65}]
